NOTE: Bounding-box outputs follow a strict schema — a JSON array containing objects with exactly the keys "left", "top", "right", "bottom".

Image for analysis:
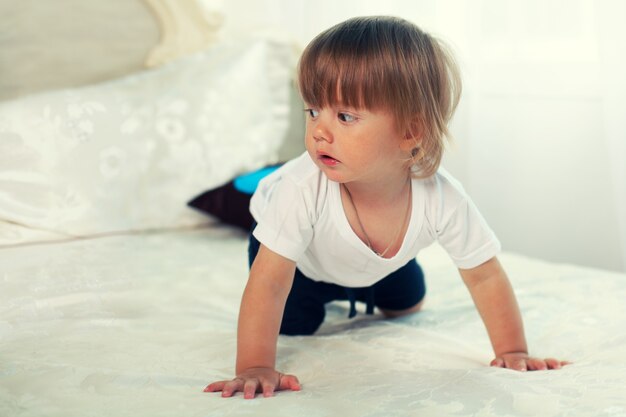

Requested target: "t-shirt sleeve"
[
  {"left": 430, "top": 173, "right": 501, "bottom": 269},
  {"left": 250, "top": 175, "right": 314, "bottom": 262}
]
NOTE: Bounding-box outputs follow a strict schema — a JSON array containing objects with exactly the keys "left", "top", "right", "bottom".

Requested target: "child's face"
[{"left": 304, "top": 103, "right": 410, "bottom": 185}]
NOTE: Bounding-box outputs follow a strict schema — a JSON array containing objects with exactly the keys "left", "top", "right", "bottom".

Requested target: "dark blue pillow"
[{"left": 187, "top": 164, "right": 282, "bottom": 230}]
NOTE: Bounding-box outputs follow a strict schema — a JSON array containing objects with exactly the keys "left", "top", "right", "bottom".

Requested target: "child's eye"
[
  {"left": 305, "top": 108, "right": 319, "bottom": 118},
  {"left": 338, "top": 112, "right": 356, "bottom": 123}
]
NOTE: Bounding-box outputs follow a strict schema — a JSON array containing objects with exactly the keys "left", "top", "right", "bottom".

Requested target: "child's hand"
[
  {"left": 204, "top": 367, "right": 301, "bottom": 399},
  {"left": 490, "top": 352, "right": 570, "bottom": 371}
]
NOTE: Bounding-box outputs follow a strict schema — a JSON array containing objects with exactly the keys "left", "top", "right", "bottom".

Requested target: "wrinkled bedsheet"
[{"left": 1, "top": 226, "right": 625, "bottom": 417}]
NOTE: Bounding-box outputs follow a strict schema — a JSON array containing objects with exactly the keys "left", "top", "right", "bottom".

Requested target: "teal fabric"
[{"left": 233, "top": 166, "right": 280, "bottom": 195}]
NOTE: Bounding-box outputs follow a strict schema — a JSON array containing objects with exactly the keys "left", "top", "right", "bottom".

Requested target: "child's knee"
[{"left": 379, "top": 298, "right": 425, "bottom": 319}]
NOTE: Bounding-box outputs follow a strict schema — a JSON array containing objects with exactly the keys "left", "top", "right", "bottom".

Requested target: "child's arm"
[
  {"left": 205, "top": 244, "right": 301, "bottom": 398},
  {"left": 459, "top": 256, "right": 568, "bottom": 371}
]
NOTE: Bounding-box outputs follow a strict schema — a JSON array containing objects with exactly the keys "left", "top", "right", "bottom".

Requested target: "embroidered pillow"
[{"left": 0, "top": 38, "right": 292, "bottom": 242}]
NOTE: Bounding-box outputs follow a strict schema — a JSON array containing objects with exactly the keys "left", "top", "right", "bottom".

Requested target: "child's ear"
[{"left": 400, "top": 120, "right": 422, "bottom": 152}]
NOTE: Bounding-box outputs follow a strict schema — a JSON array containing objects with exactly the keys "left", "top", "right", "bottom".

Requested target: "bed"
[
  {"left": 2, "top": 2, "right": 626, "bottom": 416},
  {"left": 2, "top": 226, "right": 626, "bottom": 417}
]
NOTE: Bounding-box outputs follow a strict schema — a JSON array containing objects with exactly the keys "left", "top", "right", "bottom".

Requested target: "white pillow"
[{"left": 0, "top": 38, "right": 293, "bottom": 240}]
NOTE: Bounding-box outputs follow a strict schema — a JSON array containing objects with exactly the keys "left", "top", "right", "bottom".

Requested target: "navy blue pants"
[{"left": 248, "top": 230, "right": 426, "bottom": 336}]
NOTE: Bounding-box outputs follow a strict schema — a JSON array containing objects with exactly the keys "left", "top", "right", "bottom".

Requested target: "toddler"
[{"left": 206, "top": 15, "right": 568, "bottom": 399}]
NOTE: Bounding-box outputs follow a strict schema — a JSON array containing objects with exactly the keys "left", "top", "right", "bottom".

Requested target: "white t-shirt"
[{"left": 250, "top": 152, "right": 501, "bottom": 288}]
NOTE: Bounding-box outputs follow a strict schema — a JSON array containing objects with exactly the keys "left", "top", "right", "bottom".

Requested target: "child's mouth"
[{"left": 319, "top": 154, "right": 339, "bottom": 166}]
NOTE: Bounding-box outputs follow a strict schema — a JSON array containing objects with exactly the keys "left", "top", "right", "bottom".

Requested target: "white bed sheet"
[{"left": 1, "top": 226, "right": 625, "bottom": 417}]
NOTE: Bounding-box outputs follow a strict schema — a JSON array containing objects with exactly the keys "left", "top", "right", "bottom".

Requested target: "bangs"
[
  {"left": 299, "top": 46, "right": 376, "bottom": 110},
  {"left": 297, "top": 18, "right": 409, "bottom": 119}
]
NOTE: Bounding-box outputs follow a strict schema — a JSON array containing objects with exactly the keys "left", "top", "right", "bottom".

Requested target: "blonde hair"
[{"left": 298, "top": 16, "right": 461, "bottom": 178}]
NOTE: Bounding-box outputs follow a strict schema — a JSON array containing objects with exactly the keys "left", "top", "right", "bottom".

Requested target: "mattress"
[{"left": 1, "top": 225, "right": 625, "bottom": 417}]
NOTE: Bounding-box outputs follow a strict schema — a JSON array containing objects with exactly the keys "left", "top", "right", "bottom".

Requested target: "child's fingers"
[
  {"left": 504, "top": 358, "right": 527, "bottom": 371},
  {"left": 206, "top": 371, "right": 300, "bottom": 399},
  {"left": 204, "top": 379, "right": 243, "bottom": 396},
  {"left": 243, "top": 379, "right": 259, "bottom": 399},
  {"left": 278, "top": 373, "right": 301, "bottom": 391},
  {"left": 490, "top": 358, "right": 504, "bottom": 368},
  {"left": 491, "top": 355, "right": 570, "bottom": 372},
  {"left": 545, "top": 358, "right": 563, "bottom": 369},
  {"left": 262, "top": 382, "right": 276, "bottom": 397},
  {"left": 204, "top": 381, "right": 226, "bottom": 392},
  {"left": 221, "top": 378, "right": 245, "bottom": 397},
  {"left": 527, "top": 358, "right": 548, "bottom": 371}
]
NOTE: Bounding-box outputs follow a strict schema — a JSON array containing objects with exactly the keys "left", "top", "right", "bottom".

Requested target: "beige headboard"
[{"left": 0, "top": 0, "right": 220, "bottom": 101}]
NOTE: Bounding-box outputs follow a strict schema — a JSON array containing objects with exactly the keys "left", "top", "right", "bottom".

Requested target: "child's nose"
[
  {"left": 313, "top": 119, "right": 333, "bottom": 143},
  {"left": 313, "top": 133, "right": 332, "bottom": 143}
]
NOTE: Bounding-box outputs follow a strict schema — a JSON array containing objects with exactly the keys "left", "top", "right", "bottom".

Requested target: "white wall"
[
  {"left": 456, "top": 0, "right": 625, "bottom": 271},
  {"left": 206, "top": 0, "right": 626, "bottom": 272}
]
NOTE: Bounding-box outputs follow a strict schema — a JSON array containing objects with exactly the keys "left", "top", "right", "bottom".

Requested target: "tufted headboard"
[{"left": 0, "top": 0, "right": 221, "bottom": 101}]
